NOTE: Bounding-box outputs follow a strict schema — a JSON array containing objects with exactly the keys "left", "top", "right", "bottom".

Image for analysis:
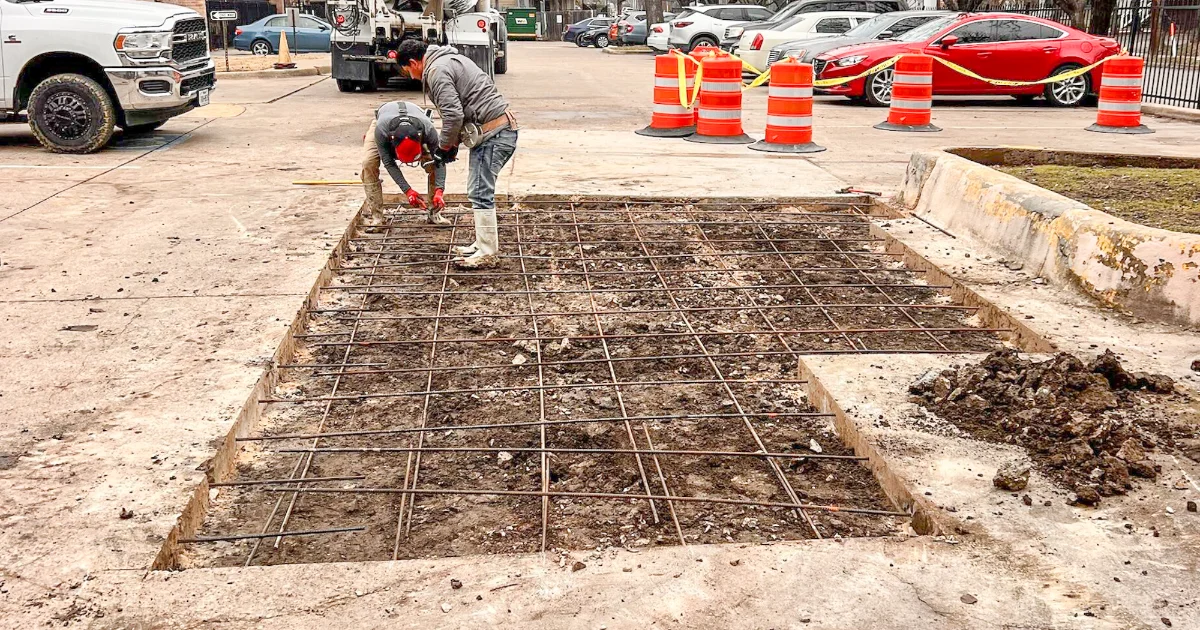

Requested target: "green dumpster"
[{"left": 505, "top": 9, "right": 538, "bottom": 40}]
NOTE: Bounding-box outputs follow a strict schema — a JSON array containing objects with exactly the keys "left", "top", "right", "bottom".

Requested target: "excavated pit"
[{"left": 179, "top": 199, "right": 1007, "bottom": 568}]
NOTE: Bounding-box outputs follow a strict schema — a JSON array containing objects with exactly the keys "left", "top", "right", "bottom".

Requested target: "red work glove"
[
  {"left": 406, "top": 188, "right": 427, "bottom": 209},
  {"left": 432, "top": 188, "right": 445, "bottom": 210}
]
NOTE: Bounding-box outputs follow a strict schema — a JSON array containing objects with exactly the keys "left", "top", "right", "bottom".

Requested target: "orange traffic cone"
[{"left": 273, "top": 31, "right": 296, "bottom": 70}]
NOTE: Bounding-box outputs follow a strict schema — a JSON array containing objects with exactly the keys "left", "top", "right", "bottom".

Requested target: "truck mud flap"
[
  {"left": 458, "top": 44, "right": 495, "bottom": 81},
  {"left": 332, "top": 44, "right": 373, "bottom": 82}
]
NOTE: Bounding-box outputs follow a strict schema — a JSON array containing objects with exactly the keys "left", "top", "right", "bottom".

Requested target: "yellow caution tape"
[
  {"left": 812, "top": 54, "right": 902, "bottom": 88},
  {"left": 737, "top": 51, "right": 1128, "bottom": 90},
  {"left": 928, "top": 54, "right": 1109, "bottom": 87},
  {"left": 670, "top": 50, "right": 704, "bottom": 109}
]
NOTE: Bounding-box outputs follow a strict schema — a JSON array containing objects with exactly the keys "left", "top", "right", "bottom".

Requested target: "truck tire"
[
  {"left": 28, "top": 73, "right": 116, "bottom": 154},
  {"left": 336, "top": 79, "right": 356, "bottom": 92},
  {"left": 120, "top": 121, "right": 166, "bottom": 134},
  {"left": 495, "top": 41, "right": 508, "bottom": 75}
]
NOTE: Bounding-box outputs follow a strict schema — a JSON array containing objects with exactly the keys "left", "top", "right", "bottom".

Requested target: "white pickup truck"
[{"left": 1, "top": 0, "right": 216, "bottom": 153}]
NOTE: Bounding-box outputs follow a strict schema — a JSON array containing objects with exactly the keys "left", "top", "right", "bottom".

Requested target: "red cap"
[{"left": 394, "top": 137, "right": 421, "bottom": 163}]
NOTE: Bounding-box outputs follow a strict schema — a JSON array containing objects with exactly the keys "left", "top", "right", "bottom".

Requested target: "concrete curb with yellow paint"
[{"left": 898, "top": 149, "right": 1200, "bottom": 327}]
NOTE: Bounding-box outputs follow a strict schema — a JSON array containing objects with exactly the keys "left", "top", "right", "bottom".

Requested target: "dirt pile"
[{"left": 910, "top": 349, "right": 1189, "bottom": 506}]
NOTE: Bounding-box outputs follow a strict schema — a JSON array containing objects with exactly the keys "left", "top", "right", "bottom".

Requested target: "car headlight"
[
  {"left": 114, "top": 31, "right": 173, "bottom": 59},
  {"left": 728, "top": 26, "right": 743, "bottom": 39},
  {"left": 779, "top": 48, "right": 806, "bottom": 60},
  {"left": 832, "top": 55, "right": 867, "bottom": 67}
]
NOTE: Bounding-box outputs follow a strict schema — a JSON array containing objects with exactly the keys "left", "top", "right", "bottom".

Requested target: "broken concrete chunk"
[
  {"left": 808, "top": 439, "right": 822, "bottom": 454},
  {"left": 993, "top": 461, "right": 1030, "bottom": 492}
]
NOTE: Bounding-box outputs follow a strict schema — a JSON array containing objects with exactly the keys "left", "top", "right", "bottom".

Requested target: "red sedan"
[{"left": 812, "top": 13, "right": 1121, "bottom": 106}]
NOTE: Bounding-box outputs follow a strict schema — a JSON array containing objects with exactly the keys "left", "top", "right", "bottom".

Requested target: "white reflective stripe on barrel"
[
  {"left": 1097, "top": 100, "right": 1142, "bottom": 112},
  {"left": 1101, "top": 76, "right": 1143, "bottom": 87},
  {"left": 767, "top": 86, "right": 813, "bottom": 98},
  {"left": 653, "top": 103, "right": 692, "bottom": 115},
  {"left": 701, "top": 81, "right": 742, "bottom": 92},
  {"left": 655, "top": 77, "right": 695, "bottom": 88},
  {"left": 892, "top": 73, "right": 932, "bottom": 85},
  {"left": 697, "top": 109, "right": 742, "bottom": 119},
  {"left": 766, "top": 115, "right": 813, "bottom": 127},
  {"left": 890, "top": 98, "right": 931, "bottom": 109}
]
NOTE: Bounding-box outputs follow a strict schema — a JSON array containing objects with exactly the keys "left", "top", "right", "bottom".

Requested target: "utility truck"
[
  {"left": 327, "top": 0, "right": 507, "bottom": 92},
  {"left": 0, "top": 0, "right": 215, "bottom": 153}
]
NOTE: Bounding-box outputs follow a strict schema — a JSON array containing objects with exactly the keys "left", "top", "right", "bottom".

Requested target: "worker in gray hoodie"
[
  {"left": 396, "top": 40, "right": 518, "bottom": 268},
  {"left": 361, "top": 100, "right": 449, "bottom": 226}
]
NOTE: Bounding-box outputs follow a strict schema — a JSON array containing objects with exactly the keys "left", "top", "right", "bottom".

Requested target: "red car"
[{"left": 813, "top": 12, "right": 1121, "bottom": 107}]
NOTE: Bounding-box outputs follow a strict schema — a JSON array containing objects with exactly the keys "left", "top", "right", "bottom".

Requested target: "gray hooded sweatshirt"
[
  {"left": 374, "top": 101, "right": 447, "bottom": 193},
  {"left": 423, "top": 45, "right": 510, "bottom": 147}
]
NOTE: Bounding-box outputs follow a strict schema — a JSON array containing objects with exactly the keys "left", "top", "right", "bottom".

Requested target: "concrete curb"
[
  {"left": 603, "top": 46, "right": 654, "bottom": 55},
  {"left": 216, "top": 64, "right": 331, "bottom": 80},
  {"left": 1142, "top": 102, "right": 1200, "bottom": 124},
  {"left": 897, "top": 150, "right": 1200, "bottom": 327}
]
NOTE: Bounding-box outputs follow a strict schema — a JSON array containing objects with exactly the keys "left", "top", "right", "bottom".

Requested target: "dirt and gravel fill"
[
  {"left": 997, "top": 164, "right": 1200, "bottom": 234},
  {"left": 910, "top": 348, "right": 1200, "bottom": 506},
  {"left": 184, "top": 201, "right": 1008, "bottom": 567}
]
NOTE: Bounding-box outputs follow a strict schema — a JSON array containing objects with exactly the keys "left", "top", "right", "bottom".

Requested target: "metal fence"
[{"left": 1002, "top": 4, "right": 1200, "bottom": 109}]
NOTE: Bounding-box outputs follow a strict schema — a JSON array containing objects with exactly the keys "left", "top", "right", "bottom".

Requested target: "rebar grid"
[{"left": 192, "top": 200, "right": 1002, "bottom": 565}]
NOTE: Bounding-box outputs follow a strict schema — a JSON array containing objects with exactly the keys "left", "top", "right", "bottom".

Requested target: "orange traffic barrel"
[
  {"left": 637, "top": 53, "right": 697, "bottom": 138},
  {"left": 688, "top": 46, "right": 725, "bottom": 125},
  {"left": 1087, "top": 56, "right": 1153, "bottom": 134},
  {"left": 686, "top": 55, "right": 752, "bottom": 144},
  {"left": 874, "top": 54, "right": 940, "bottom": 133},
  {"left": 749, "top": 59, "right": 824, "bottom": 154}
]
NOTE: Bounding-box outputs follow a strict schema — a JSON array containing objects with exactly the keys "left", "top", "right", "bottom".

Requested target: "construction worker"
[
  {"left": 361, "top": 101, "right": 450, "bottom": 227},
  {"left": 395, "top": 39, "right": 519, "bottom": 269}
]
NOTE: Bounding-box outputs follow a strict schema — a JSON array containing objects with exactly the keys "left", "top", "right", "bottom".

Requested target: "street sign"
[{"left": 210, "top": 9, "right": 237, "bottom": 21}]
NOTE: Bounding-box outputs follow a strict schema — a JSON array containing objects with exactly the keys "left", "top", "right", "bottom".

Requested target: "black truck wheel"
[{"left": 28, "top": 73, "right": 116, "bottom": 154}]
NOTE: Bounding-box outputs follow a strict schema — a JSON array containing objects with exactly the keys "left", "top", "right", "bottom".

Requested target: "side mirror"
[
  {"left": 939, "top": 35, "right": 958, "bottom": 49},
  {"left": 877, "top": 30, "right": 893, "bottom": 39}
]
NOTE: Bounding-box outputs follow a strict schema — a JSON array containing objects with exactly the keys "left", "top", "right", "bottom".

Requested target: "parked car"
[
  {"left": 617, "top": 11, "right": 677, "bottom": 46},
  {"left": 721, "top": 0, "right": 902, "bottom": 48},
  {"left": 576, "top": 23, "right": 612, "bottom": 48},
  {"left": 563, "top": 16, "right": 612, "bottom": 43},
  {"left": 766, "top": 10, "right": 950, "bottom": 67},
  {"left": 233, "top": 14, "right": 333, "bottom": 55},
  {"left": 733, "top": 11, "right": 878, "bottom": 71},
  {"left": 647, "top": 21, "right": 672, "bottom": 51},
  {"left": 813, "top": 13, "right": 1121, "bottom": 107},
  {"left": 669, "top": 4, "right": 775, "bottom": 52}
]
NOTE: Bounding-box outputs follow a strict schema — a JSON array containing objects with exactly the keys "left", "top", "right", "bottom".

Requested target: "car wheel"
[
  {"left": 594, "top": 34, "right": 610, "bottom": 48},
  {"left": 863, "top": 67, "right": 893, "bottom": 107},
  {"left": 576, "top": 37, "right": 589, "bottom": 47},
  {"left": 1044, "top": 64, "right": 1089, "bottom": 107},
  {"left": 28, "top": 73, "right": 116, "bottom": 154},
  {"left": 690, "top": 35, "right": 717, "bottom": 51},
  {"left": 251, "top": 39, "right": 273, "bottom": 56}
]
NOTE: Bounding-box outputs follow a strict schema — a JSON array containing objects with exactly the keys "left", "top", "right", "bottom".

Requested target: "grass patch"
[{"left": 996, "top": 165, "right": 1200, "bottom": 235}]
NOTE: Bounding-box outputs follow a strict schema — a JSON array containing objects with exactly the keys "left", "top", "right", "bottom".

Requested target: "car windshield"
[
  {"left": 844, "top": 14, "right": 889, "bottom": 37},
  {"left": 778, "top": 14, "right": 807, "bottom": 29},
  {"left": 896, "top": 15, "right": 955, "bottom": 41},
  {"left": 769, "top": 1, "right": 804, "bottom": 22}
]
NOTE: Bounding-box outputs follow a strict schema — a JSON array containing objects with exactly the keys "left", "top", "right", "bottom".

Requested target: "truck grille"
[
  {"left": 181, "top": 70, "right": 216, "bottom": 95},
  {"left": 171, "top": 18, "right": 208, "bottom": 65}
]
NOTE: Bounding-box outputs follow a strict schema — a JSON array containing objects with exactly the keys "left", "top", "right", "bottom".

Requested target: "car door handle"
[
  {"left": 1042, "top": 46, "right": 1056, "bottom": 52},
  {"left": 976, "top": 51, "right": 991, "bottom": 57}
]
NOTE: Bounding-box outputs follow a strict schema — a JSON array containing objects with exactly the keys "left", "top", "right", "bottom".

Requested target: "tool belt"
[{"left": 462, "top": 110, "right": 519, "bottom": 148}]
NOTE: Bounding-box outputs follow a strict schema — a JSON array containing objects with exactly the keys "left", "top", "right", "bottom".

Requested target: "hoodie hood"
[{"left": 424, "top": 45, "right": 459, "bottom": 66}]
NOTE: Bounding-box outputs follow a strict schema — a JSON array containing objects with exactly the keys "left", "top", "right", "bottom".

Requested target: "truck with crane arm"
[{"left": 327, "top": 0, "right": 507, "bottom": 92}]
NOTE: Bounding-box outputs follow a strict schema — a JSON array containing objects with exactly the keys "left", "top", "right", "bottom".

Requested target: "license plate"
[{"left": 197, "top": 89, "right": 210, "bottom": 107}]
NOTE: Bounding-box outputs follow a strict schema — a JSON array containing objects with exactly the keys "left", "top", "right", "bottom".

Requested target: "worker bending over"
[
  {"left": 361, "top": 101, "right": 450, "bottom": 226},
  {"left": 396, "top": 40, "right": 519, "bottom": 268}
]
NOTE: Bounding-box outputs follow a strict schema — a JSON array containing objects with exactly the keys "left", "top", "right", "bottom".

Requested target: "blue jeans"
[{"left": 467, "top": 127, "right": 518, "bottom": 210}]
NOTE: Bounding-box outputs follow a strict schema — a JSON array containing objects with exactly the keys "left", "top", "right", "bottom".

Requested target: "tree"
[
  {"left": 1088, "top": 0, "right": 1119, "bottom": 34},
  {"left": 1049, "top": 0, "right": 1088, "bottom": 29},
  {"left": 646, "top": 0, "right": 664, "bottom": 28}
]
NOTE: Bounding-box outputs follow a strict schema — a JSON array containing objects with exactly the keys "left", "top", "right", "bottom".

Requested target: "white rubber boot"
[
  {"left": 455, "top": 208, "right": 499, "bottom": 269},
  {"left": 362, "top": 181, "right": 385, "bottom": 225}
]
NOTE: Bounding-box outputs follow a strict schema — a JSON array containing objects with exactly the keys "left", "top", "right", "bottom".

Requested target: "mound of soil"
[{"left": 910, "top": 349, "right": 1191, "bottom": 506}]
